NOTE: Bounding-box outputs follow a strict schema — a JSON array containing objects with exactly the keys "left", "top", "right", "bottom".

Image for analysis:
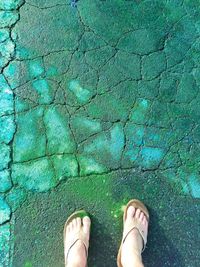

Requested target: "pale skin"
[{"left": 65, "top": 206, "right": 148, "bottom": 267}]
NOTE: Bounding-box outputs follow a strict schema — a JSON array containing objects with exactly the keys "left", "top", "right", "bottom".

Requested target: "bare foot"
[
  {"left": 64, "top": 216, "right": 91, "bottom": 267},
  {"left": 121, "top": 206, "right": 148, "bottom": 267}
]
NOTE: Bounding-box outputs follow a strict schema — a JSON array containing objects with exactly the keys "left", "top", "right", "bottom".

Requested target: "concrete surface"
[{"left": 0, "top": 0, "right": 200, "bottom": 266}]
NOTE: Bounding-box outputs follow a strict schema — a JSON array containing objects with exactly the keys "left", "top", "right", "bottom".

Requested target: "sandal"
[
  {"left": 117, "top": 199, "right": 149, "bottom": 267},
  {"left": 64, "top": 210, "right": 90, "bottom": 266}
]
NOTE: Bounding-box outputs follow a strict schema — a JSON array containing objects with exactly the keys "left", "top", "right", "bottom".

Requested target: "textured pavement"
[{"left": 0, "top": 0, "right": 200, "bottom": 266}]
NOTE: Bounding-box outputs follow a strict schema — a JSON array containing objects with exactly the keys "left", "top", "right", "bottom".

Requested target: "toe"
[
  {"left": 68, "top": 222, "right": 72, "bottom": 231},
  {"left": 139, "top": 212, "right": 144, "bottom": 222},
  {"left": 135, "top": 208, "right": 141, "bottom": 219},
  {"left": 66, "top": 224, "right": 70, "bottom": 233},
  {"left": 142, "top": 216, "right": 146, "bottom": 225},
  {"left": 72, "top": 219, "right": 76, "bottom": 229},
  {"left": 77, "top": 217, "right": 81, "bottom": 228},
  {"left": 127, "top": 206, "right": 135, "bottom": 219},
  {"left": 83, "top": 216, "right": 91, "bottom": 234}
]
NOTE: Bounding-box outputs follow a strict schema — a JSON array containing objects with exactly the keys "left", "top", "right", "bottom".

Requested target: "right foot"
[{"left": 121, "top": 206, "right": 148, "bottom": 267}]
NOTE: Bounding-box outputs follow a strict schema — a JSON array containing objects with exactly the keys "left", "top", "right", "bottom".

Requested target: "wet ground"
[{"left": 0, "top": 0, "right": 200, "bottom": 266}]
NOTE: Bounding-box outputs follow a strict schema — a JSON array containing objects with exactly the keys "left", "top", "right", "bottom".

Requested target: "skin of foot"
[
  {"left": 65, "top": 216, "right": 91, "bottom": 267},
  {"left": 121, "top": 206, "right": 148, "bottom": 267}
]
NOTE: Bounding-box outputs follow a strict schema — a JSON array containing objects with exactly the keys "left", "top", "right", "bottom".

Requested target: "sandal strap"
[
  {"left": 65, "top": 232, "right": 89, "bottom": 264},
  {"left": 122, "top": 219, "right": 147, "bottom": 252}
]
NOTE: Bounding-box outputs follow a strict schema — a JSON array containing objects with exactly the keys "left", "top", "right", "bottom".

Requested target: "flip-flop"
[
  {"left": 64, "top": 210, "right": 90, "bottom": 267},
  {"left": 117, "top": 199, "right": 149, "bottom": 267}
]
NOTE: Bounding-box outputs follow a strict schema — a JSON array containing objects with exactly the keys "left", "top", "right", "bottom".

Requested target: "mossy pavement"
[{"left": 0, "top": 0, "right": 200, "bottom": 266}]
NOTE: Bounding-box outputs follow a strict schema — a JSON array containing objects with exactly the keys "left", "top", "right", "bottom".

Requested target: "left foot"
[{"left": 64, "top": 216, "right": 91, "bottom": 267}]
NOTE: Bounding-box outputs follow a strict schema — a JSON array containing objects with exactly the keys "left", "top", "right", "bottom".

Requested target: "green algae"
[
  {"left": 0, "top": 39, "right": 15, "bottom": 69},
  {"left": 0, "top": 29, "right": 10, "bottom": 42},
  {"left": 88, "top": 81, "right": 137, "bottom": 122},
  {"left": 6, "top": 186, "right": 27, "bottom": 211},
  {"left": 0, "top": 223, "right": 10, "bottom": 267},
  {"left": 71, "top": 116, "right": 102, "bottom": 143},
  {"left": 13, "top": 107, "right": 46, "bottom": 162},
  {"left": 1, "top": 0, "right": 200, "bottom": 266},
  {"left": 14, "top": 4, "right": 84, "bottom": 58},
  {"left": 43, "top": 105, "right": 76, "bottom": 154},
  {"left": 142, "top": 51, "right": 166, "bottom": 80},
  {"left": 0, "top": 11, "right": 19, "bottom": 27},
  {"left": 68, "top": 80, "right": 92, "bottom": 104},
  {"left": 140, "top": 147, "right": 165, "bottom": 169},
  {"left": 188, "top": 174, "right": 200, "bottom": 198},
  {"left": 51, "top": 154, "right": 78, "bottom": 180},
  {"left": 13, "top": 170, "right": 200, "bottom": 267},
  {"left": 176, "top": 73, "right": 197, "bottom": 103},
  {"left": 78, "top": 155, "right": 107, "bottom": 176},
  {"left": 4, "top": 60, "right": 21, "bottom": 89},
  {"left": 44, "top": 50, "right": 72, "bottom": 78},
  {"left": 117, "top": 29, "right": 164, "bottom": 55},
  {"left": 28, "top": 58, "right": 44, "bottom": 79},
  {"left": 0, "top": 115, "right": 15, "bottom": 144},
  {"left": 125, "top": 124, "right": 145, "bottom": 146},
  {"left": 0, "top": 74, "right": 13, "bottom": 116},
  {"left": 0, "top": 196, "right": 11, "bottom": 224},
  {"left": 81, "top": 123, "right": 125, "bottom": 169},
  {"left": 0, "top": 143, "right": 10, "bottom": 170},
  {"left": 12, "top": 158, "right": 57, "bottom": 192},
  {"left": 23, "top": 262, "right": 32, "bottom": 267},
  {"left": 32, "top": 79, "right": 54, "bottom": 104},
  {"left": 130, "top": 98, "right": 150, "bottom": 124},
  {"left": 115, "top": 51, "right": 141, "bottom": 80},
  {"left": 79, "top": 31, "right": 106, "bottom": 52},
  {"left": 0, "top": 0, "right": 24, "bottom": 10},
  {"left": 0, "top": 170, "right": 12, "bottom": 193},
  {"left": 85, "top": 46, "right": 116, "bottom": 71}
]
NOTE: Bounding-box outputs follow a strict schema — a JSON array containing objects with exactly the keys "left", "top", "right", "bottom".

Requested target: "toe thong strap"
[
  {"left": 65, "top": 239, "right": 88, "bottom": 261},
  {"left": 122, "top": 219, "right": 147, "bottom": 252},
  {"left": 65, "top": 233, "right": 89, "bottom": 264}
]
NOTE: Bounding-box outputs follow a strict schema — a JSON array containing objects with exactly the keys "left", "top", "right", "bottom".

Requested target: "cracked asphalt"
[{"left": 0, "top": 0, "right": 200, "bottom": 266}]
